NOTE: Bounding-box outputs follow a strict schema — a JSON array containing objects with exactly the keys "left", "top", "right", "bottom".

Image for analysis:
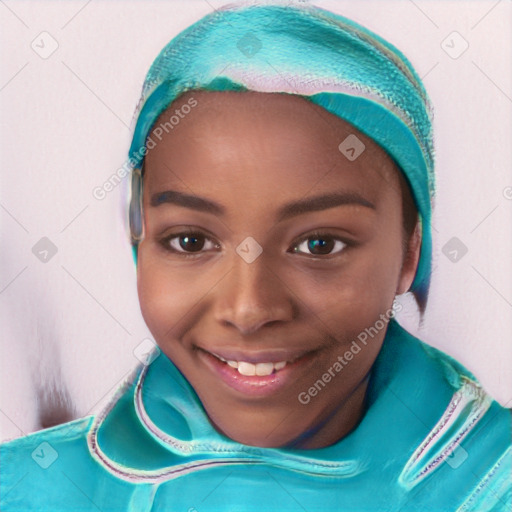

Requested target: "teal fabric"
[
  {"left": 125, "top": 2, "right": 435, "bottom": 307},
  {"left": 1, "top": 319, "right": 511, "bottom": 511},
  {"left": 2, "top": 4, "right": 509, "bottom": 512}
]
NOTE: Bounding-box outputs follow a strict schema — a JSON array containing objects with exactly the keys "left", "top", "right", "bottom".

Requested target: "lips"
[
  {"left": 208, "top": 352, "right": 289, "bottom": 376},
  {"left": 197, "top": 346, "right": 312, "bottom": 365},
  {"left": 195, "top": 345, "right": 319, "bottom": 397},
  {"left": 198, "top": 346, "right": 312, "bottom": 374}
]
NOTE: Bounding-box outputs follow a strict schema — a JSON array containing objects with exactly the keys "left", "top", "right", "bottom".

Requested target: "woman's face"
[{"left": 137, "top": 91, "right": 419, "bottom": 449}]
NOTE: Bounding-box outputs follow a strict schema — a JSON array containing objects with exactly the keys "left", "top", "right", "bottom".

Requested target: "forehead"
[{"left": 143, "top": 90, "right": 402, "bottom": 206}]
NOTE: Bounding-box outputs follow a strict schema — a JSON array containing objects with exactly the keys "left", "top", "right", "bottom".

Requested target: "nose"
[{"left": 213, "top": 254, "right": 294, "bottom": 335}]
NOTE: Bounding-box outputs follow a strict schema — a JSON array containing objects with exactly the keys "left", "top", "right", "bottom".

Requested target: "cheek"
[
  {"left": 298, "top": 247, "right": 402, "bottom": 334},
  {"left": 136, "top": 247, "right": 201, "bottom": 343}
]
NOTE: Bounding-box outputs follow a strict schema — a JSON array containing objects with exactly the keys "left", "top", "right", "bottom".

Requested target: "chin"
[{"left": 205, "top": 408, "right": 301, "bottom": 448}]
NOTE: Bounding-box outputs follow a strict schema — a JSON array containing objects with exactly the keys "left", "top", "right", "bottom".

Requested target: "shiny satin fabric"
[
  {"left": 2, "top": 4, "right": 510, "bottom": 511},
  {"left": 1, "top": 319, "right": 510, "bottom": 511},
  {"left": 125, "top": 1, "right": 434, "bottom": 309}
]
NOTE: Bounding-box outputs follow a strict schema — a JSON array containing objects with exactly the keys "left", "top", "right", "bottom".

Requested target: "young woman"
[{"left": 1, "top": 2, "right": 510, "bottom": 511}]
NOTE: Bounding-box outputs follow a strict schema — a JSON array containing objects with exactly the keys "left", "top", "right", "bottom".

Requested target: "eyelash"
[{"left": 158, "top": 229, "right": 348, "bottom": 259}]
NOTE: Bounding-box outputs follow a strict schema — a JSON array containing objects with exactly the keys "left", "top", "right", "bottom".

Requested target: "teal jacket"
[{"left": 1, "top": 319, "right": 510, "bottom": 511}]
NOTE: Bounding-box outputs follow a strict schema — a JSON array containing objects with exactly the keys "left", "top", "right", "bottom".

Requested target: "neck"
[{"left": 285, "top": 372, "right": 371, "bottom": 450}]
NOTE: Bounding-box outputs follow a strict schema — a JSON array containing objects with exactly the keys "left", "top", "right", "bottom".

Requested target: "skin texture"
[{"left": 137, "top": 90, "right": 421, "bottom": 449}]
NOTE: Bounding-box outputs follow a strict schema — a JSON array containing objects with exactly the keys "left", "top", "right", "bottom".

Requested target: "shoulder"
[
  {"left": 0, "top": 400, "right": 148, "bottom": 511},
  {"left": 388, "top": 321, "right": 512, "bottom": 511},
  {"left": 0, "top": 416, "right": 96, "bottom": 510},
  {"left": 0, "top": 415, "right": 94, "bottom": 466}
]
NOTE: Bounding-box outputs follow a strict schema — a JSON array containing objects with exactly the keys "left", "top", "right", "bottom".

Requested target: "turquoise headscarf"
[
  {"left": 3, "top": 9, "right": 512, "bottom": 510},
  {"left": 126, "top": 0, "right": 435, "bottom": 311}
]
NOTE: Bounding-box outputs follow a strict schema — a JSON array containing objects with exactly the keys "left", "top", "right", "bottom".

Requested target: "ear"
[{"left": 396, "top": 219, "right": 422, "bottom": 295}]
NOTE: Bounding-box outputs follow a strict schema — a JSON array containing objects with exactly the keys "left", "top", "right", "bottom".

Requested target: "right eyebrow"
[{"left": 150, "top": 190, "right": 225, "bottom": 216}]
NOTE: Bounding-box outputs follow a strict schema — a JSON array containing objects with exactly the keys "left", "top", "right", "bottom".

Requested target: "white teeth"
[
  {"left": 226, "top": 358, "right": 288, "bottom": 376},
  {"left": 210, "top": 351, "right": 290, "bottom": 376},
  {"left": 255, "top": 362, "right": 274, "bottom": 376},
  {"left": 238, "top": 362, "right": 256, "bottom": 376}
]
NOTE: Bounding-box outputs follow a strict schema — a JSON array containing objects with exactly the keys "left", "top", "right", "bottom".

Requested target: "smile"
[
  {"left": 195, "top": 345, "right": 320, "bottom": 397},
  {"left": 209, "top": 352, "right": 290, "bottom": 376}
]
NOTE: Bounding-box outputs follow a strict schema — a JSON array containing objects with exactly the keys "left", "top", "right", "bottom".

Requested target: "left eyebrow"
[
  {"left": 275, "top": 192, "right": 376, "bottom": 222},
  {"left": 150, "top": 189, "right": 375, "bottom": 221}
]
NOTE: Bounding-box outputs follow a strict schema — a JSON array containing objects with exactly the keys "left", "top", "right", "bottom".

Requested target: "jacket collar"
[{"left": 87, "top": 319, "right": 482, "bottom": 484}]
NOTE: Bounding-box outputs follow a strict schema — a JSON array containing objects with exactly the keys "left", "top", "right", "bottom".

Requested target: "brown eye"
[
  {"left": 175, "top": 233, "right": 205, "bottom": 253},
  {"left": 161, "top": 231, "right": 219, "bottom": 256},
  {"left": 293, "top": 232, "right": 347, "bottom": 257}
]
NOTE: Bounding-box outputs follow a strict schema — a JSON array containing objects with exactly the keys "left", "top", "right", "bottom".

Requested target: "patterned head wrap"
[{"left": 126, "top": 0, "right": 435, "bottom": 311}]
